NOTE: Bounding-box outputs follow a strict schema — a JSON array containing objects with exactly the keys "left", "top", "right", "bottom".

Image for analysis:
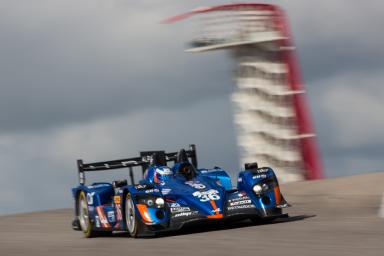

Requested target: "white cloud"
[{"left": 0, "top": 0, "right": 232, "bottom": 132}]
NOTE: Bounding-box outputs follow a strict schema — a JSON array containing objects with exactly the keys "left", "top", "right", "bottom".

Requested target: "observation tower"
[{"left": 165, "top": 3, "right": 323, "bottom": 182}]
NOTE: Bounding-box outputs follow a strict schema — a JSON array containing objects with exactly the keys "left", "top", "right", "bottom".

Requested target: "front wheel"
[{"left": 125, "top": 193, "right": 142, "bottom": 237}]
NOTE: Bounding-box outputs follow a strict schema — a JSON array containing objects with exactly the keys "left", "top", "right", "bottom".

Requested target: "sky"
[{"left": 0, "top": 0, "right": 383, "bottom": 215}]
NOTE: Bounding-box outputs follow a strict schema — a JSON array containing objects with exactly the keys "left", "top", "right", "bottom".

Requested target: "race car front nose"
[{"left": 137, "top": 204, "right": 167, "bottom": 225}]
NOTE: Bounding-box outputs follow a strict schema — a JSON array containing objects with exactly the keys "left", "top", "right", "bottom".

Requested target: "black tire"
[
  {"left": 124, "top": 193, "right": 142, "bottom": 238},
  {"left": 77, "top": 191, "right": 97, "bottom": 238}
]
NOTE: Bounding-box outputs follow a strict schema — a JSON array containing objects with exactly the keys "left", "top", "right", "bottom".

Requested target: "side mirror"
[
  {"left": 244, "top": 162, "right": 258, "bottom": 170},
  {"left": 112, "top": 179, "right": 128, "bottom": 188}
]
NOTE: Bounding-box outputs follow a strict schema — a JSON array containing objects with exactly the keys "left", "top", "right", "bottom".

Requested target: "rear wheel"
[
  {"left": 78, "top": 191, "right": 97, "bottom": 238},
  {"left": 125, "top": 193, "right": 141, "bottom": 237}
]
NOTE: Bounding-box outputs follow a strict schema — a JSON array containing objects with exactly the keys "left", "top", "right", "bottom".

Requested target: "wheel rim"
[
  {"left": 79, "top": 195, "right": 89, "bottom": 231},
  {"left": 125, "top": 195, "right": 135, "bottom": 234}
]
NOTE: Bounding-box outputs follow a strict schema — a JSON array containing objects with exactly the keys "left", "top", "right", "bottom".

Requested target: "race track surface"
[{"left": 1, "top": 172, "right": 383, "bottom": 256}]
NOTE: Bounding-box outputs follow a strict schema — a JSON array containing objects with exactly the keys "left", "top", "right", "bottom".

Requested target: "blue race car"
[{"left": 71, "top": 145, "right": 289, "bottom": 238}]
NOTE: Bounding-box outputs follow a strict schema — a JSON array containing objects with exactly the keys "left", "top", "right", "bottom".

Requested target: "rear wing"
[{"left": 77, "top": 144, "right": 198, "bottom": 185}]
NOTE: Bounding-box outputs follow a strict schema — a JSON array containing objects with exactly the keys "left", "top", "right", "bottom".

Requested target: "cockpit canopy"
[{"left": 144, "top": 148, "right": 198, "bottom": 183}]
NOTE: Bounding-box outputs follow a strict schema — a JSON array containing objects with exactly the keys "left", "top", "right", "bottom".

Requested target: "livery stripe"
[
  {"left": 210, "top": 200, "right": 218, "bottom": 214},
  {"left": 274, "top": 186, "right": 281, "bottom": 205},
  {"left": 136, "top": 204, "right": 153, "bottom": 223},
  {"left": 115, "top": 204, "right": 122, "bottom": 221},
  {"left": 96, "top": 206, "right": 111, "bottom": 228},
  {"left": 208, "top": 214, "right": 224, "bottom": 219},
  {"left": 209, "top": 200, "right": 223, "bottom": 219}
]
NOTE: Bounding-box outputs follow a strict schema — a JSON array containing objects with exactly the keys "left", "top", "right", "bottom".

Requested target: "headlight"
[
  {"left": 137, "top": 196, "right": 165, "bottom": 208},
  {"left": 253, "top": 184, "right": 263, "bottom": 194},
  {"left": 147, "top": 199, "right": 154, "bottom": 207},
  {"left": 155, "top": 197, "right": 165, "bottom": 207}
]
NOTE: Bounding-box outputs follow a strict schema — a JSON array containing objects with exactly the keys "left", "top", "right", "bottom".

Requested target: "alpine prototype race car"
[{"left": 71, "top": 144, "right": 290, "bottom": 238}]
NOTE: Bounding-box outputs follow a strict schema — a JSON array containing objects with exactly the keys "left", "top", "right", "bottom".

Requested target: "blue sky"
[{"left": 0, "top": 0, "right": 383, "bottom": 214}]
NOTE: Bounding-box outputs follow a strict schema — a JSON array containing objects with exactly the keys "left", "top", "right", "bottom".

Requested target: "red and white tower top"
[{"left": 165, "top": 3, "right": 323, "bottom": 182}]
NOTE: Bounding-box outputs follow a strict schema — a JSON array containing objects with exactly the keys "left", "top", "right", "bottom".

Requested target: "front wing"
[{"left": 137, "top": 190, "right": 288, "bottom": 234}]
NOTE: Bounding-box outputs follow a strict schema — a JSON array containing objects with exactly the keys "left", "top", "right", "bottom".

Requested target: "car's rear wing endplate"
[{"left": 77, "top": 144, "right": 197, "bottom": 185}]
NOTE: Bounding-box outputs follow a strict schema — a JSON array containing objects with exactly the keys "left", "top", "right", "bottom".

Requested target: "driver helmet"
[{"left": 153, "top": 167, "right": 173, "bottom": 183}]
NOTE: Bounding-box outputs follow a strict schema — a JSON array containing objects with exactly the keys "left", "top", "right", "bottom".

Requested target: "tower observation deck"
[{"left": 165, "top": 3, "right": 323, "bottom": 182}]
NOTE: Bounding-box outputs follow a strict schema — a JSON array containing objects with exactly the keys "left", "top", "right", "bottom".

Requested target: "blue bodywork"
[{"left": 72, "top": 163, "right": 288, "bottom": 235}]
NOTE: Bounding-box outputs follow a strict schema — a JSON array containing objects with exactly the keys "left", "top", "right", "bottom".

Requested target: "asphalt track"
[{"left": 1, "top": 173, "right": 383, "bottom": 256}]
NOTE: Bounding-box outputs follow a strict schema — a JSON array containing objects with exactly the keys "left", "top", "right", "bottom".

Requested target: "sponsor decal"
[
  {"left": 169, "top": 202, "right": 180, "bottom": 207},
  {"left": 228, "top": 195, "right": 254, "bottom": 209},
  {"left": 185, "top": 181, "right": 206, "bottom": 190},
  {"left": 115, "top": 204, "right": 122, "bottom": 221},
  {"left": 227, "top": 204, "right": 255, "bottom": 210},
  {"left": 135, "top": 184, "right": 153, "bottom": 190},
  {"left": 229, "top": 199, "right": 251, "bottom": 206},
  {"left": 173, "top": 211, "right": 198, "bottom": 218},
  {"left": 211, "top": 208, "right": 222, "bottom": 214},
  {"left": 95, "top": 216, "right": 101, "bottom": 228},
  {"left": 107, "top": 211, "right": 116, "bottom": 222},
  {"left": 253, "top": 174, "right": 267, "bottom": 179},
  {"left": 107, "top": 211, "right": 115, "bottom": 222},
  {"left": 145, "top": 188, "right": 159, "bottom": 193},
  {"left": 155, "top": 167, "right": 173, "bottom": 176},
  {"left": 170, "top": 207, "right": 191, "bottom": 213},
  {"left": 87, "top": 192, "right": 95, "bottom": 205},
  {"left": 161, "top": 188, "right": 172, "bottom": 195},
  {"left": 255, "top": 168, "right": 270, "bottom": 174},
  {"left": 114, "top": 196, "right": 121, "bottom": 204},
  {"left": 238, "top": 191, "right": 247, "bottom": 197},
  {"left": 229, "top": 196, "right": 250, "bottom": 202},
  {"left": 193, "top": 189, "right": 220, "bottom": 202}
]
